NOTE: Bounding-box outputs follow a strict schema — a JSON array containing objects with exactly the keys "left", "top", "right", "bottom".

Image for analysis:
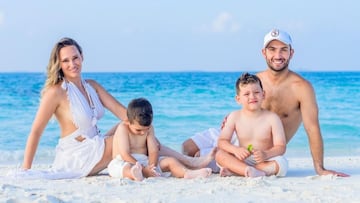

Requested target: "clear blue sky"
[{"left": 0, "top": 1, "right": 359, "bottom": 72}]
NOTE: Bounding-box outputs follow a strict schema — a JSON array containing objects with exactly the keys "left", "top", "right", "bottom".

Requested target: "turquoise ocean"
[{"left": 1, "top": 72, "right": 359, "bottom": 165}]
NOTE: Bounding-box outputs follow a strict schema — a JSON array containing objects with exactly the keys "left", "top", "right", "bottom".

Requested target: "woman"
[
  {"left": 22, "top": 38, "right": 127, "bottom": 177},
  {"left": 22, "top": 38, "right": 213, "bottom": 178}
]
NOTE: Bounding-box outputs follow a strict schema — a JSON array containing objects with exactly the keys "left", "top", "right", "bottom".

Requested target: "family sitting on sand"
[{"left": 20, "top": 29, "right": 348, "bottom": 181}]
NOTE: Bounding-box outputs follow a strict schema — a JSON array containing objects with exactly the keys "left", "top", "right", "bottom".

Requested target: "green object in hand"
[{"left": 247, "top": 144, "right": 253, "bottom": 152}]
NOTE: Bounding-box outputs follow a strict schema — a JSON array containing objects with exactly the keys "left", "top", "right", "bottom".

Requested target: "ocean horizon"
[{"left": 1, "top": 71, "right": 359, "bottom": 165}]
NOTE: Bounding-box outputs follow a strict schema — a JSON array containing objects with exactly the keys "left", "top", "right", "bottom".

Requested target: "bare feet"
[
  {"left": 219, "top": 167, "right": 234, "bottom": 177},
  {"left": 184, "top": 168, "right": 212, "bottom": 179},
  {"left": 260, "top": 162, "right": 277, "bottom": 176},
  {"left": 131, "top": 162, "right": 144, "bottom": 181},
  {"left": 186, "top": 148, "right": 216, "bottom": 169},
  {"left": 245, "top": 166, "right": 265, "bottom": 178}
]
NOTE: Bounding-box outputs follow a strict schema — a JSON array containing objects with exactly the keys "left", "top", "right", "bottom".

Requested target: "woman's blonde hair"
[{"left": 42, "top": 37, "right": 83, "bottom": 95}]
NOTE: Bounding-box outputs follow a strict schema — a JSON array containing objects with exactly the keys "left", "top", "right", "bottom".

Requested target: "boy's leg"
[
  {"left": 255, "top": 156, "right": 288, "bottom": 176},
  {"left": 122, "top": 162, "right": 144, "bottom": 181},
  {"left": 216, "top": 149, "right": 264, "bottom": 177},
  {"left": 255, "top": 161, "right": 277, "bottom": 176},
  {"left": 159, "top": 157, "right": 212, "bottom": 179},
  {"left": 158, "top": 145, "right": 215, "bottom": 169}
]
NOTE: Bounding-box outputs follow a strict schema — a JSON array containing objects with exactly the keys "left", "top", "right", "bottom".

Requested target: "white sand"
[{"left": 1, "top": 156, "right": 359, "bottom": 203}]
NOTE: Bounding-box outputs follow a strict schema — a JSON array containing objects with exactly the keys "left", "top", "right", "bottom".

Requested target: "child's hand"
[
  {"left": 252, "top": 149, "right": 266, "bottom": 163},
  {"left": 143, "top": 164, "right": 160, "bottom": 177},
  {"left": 234, "top": 147, "right": 251, "bottom": 160}
]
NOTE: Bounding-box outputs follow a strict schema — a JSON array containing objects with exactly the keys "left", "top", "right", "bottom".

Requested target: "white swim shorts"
[{"left": 191, "top": 128, "right": 238, "bottom": 156}]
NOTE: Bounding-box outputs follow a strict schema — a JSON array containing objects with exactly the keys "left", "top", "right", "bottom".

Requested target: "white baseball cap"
[{"left": 263, "top": 29, "right": 292, "bottom": 48}]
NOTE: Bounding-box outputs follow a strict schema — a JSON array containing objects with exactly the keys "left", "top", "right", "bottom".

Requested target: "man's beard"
[{"left": 267, "top": 59, "right": 290, "bottom": 72}]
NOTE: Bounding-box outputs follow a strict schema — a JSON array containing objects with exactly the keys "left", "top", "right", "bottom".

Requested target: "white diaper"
[{"left": 108, "top": 154, "right": 149, "bottom": 178}]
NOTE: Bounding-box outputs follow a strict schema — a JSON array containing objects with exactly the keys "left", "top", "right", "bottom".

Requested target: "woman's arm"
[{"left": 22, "top": 87, "right": 61, "bottom": 169}]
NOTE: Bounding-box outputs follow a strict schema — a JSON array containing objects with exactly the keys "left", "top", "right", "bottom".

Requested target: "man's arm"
[{"left": 299, "top": 81, "right": 349, "bottom": 177}]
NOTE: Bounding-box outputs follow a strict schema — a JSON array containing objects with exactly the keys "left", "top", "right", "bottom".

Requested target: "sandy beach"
[{"left": 1, "top": 156, "right": 359, "bottom": 203}]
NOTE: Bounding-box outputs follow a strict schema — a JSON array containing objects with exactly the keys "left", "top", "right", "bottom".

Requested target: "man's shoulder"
[{"left": 288, "top": 71, "right": 313, "bottom": 89}]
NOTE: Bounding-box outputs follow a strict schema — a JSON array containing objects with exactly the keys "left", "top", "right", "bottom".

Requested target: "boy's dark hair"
[
  {"left": 235, "top": 72, "right": 263, "bottom": 95},
  {"left": 127, "top": 98, "right": 153, "bottom": 126}
]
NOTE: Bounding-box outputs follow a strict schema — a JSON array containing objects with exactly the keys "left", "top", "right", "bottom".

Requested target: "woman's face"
[{"left": 59, "top": 45, "right": 83, "bottom": 79}]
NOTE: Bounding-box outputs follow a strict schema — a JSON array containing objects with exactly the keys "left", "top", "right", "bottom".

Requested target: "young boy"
[
  {"left": 215, "top": 73, "right": 288, "bottom": 177},
  {"left": 108, "top": 98, "right": 212, "bottom": 181}
]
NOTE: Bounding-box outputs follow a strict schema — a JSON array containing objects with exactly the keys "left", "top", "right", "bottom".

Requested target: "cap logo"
[{"left": 271, "top": 29, "right": 279, "bottom": 37}]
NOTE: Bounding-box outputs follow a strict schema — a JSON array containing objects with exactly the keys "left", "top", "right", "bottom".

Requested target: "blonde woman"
[{"left": 22, "top": 38, "right": 213, "bottom": 178}]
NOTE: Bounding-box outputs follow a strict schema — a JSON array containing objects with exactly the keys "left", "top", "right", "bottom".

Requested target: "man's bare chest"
[{"left": 262, "top": 89, "right": 299, "bottom": 119}]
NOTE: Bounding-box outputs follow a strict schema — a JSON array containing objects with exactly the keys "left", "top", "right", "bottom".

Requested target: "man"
[{"left": 182, "top": 28, "right": 349, "bottom": 177}]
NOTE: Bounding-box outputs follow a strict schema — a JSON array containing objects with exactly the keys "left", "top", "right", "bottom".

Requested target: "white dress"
[
  {"left": 51, "top": 79, "right": 106, "bottom": 178},
  {"left": 8, "top": 79, "right": 106, "bottom": 179}
]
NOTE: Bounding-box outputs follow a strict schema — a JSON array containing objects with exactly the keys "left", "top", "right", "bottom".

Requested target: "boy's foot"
[
  {"left": 259, "top": 161, "right": 277, "bottom": 176},
  {"left": 245, "top": 166, "right": 265, "bottom": 178},
  {"left": 187, "top": 148, "right": 216, "bottom": 169},
  {"left": 131, "top": 162, "right": 144, "bottom": 181},
  {"left": 184, "top": 168, "right": 212, "bottom": 179},
  {"left": 219, "top": 167, "right": 234, "bottom": 177}
]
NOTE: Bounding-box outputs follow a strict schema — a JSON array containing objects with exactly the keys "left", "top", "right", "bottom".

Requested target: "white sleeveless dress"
[
  {"left": 51, "top": 79, "right": 106, "bottom": 178},
  {"left": 7, "top": 79, "right": 107, "bottom": 179}
]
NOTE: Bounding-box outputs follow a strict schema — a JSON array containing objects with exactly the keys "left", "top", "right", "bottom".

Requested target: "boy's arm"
[
  {"left": 256, "top": 114, "right": 286, "bottom": 161},
  {"left": 113, "top": 123, "right": 138, "bottom": 164},
  {"left": 143, "top": 126, "right": 161, "bottom": 177},
  {"left": 217, "top": 113, "right": 242, "bottom": 155},
  {"left": 146, "top": 126, "right": 159, "bottom": 166}
]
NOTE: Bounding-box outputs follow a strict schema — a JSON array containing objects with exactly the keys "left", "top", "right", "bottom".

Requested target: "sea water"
[{"left": 0, "top": 72, "right": 359, "bottom": 164}]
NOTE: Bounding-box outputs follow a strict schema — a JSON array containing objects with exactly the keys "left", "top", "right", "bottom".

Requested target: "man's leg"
[
  {"left": 182, "top": 138, "right": 200, "bottom": 157},
  {"left": 182, "top": 128, "right": 221, "bottom": 157}
]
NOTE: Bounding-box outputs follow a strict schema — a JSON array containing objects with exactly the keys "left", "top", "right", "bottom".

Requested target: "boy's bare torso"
[
  {"left": 127, "top": 129, "right": 149, "bottom": 155},
  {"left": 234, "top": 110, "right": 276, "bottom": 150}
]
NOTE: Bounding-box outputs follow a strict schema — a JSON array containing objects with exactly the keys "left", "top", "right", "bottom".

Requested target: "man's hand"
[
  {"left": 317, "top": 168, "right": 350, "bottom": 177},
  {"left": 220, "top": 115, "right": 228, "bottom": 129}
]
